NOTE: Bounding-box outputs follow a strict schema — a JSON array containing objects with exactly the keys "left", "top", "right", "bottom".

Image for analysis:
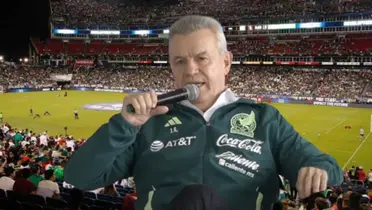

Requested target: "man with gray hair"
[{"left": 65, "top": 15, "right": 343, "bottom": 210}]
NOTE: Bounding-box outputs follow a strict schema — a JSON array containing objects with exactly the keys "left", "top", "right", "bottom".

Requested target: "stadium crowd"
[
  {"left": 32, "top": 33, "right": 372, "bottom": 57},
  {"left": 0, "top": 123, "right": 137, "bottom": 210},
  {"left": 229, "top": 34, "right": 372, "bottom": 56},
  {"left": 50, "top": 0, "right": 372, "bottom": 25},
  {"left": 1, "top": 65, "right": 372, "bottom": 99}
]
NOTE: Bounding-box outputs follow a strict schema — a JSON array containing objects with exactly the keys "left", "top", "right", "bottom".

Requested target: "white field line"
[
  {"left": 342, "top": 132, "right": 372, "bottom": 170},
  {"left": 325, "top": 120, "right": 346, "bottom": 134}
]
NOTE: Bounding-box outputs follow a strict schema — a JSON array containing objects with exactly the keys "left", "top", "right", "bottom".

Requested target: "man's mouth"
[{"left": 188, "top": 82, "right": 205, "bottom": 88}]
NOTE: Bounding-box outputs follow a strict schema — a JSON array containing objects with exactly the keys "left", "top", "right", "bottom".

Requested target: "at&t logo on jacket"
[{"left": 150, "top": 136, "right": 196, "bottom": 152}]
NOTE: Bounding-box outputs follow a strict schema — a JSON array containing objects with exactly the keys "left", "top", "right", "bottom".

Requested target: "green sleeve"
[
  {"left": 269, "top": 106, "right": 343, "bottom": 187},
  {"left": 64, "top": 114, "right": 139, "bottom": 190}
]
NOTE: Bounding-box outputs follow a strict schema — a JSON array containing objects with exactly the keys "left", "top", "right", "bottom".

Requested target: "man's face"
[{"left": 169, "top": 28, "right": 232, "bottom": 106}]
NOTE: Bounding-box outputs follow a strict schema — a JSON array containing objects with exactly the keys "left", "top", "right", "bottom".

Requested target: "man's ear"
[{"left": 224, "top": 51, "right": 233, "bottom": 75}]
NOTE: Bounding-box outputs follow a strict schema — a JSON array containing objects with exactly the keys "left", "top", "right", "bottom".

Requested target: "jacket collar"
[{"left": 180, "top": 89, "right": 239, "bottom": 122}]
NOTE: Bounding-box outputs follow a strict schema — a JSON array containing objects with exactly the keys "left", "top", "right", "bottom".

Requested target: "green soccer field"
[{"left": 0, "top": 91, "right": 371, "bottom": 170}]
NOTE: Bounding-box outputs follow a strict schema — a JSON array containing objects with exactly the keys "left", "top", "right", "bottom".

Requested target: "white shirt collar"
[{"left": 180, "top": 89, "right": 239, "bottom": 122}]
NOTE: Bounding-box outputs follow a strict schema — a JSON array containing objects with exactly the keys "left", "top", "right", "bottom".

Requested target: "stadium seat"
[
  {"left": 117, "top": 189, "right": 127, "bottom": 196},
  {"left": 0, "top": 198, "right": 8, "bottom": 209},
  {"left": 97, "top": 193, "right": 112, "bottom": 201},
  {"left": 0, "top": 189, "right": 6, "bottom": 199},
  {"left": 46, "top": 197, "right": 67, "bottom": 208},
  {"left": 6, "top": 191, "right": 26, "bottom": 202},
  {"left": 60, "top": 192, "right": 70, "bottom": 202},
  {"left": 111, "top": 202, "right": 122, "bottom": 210},
  {"left": 7, "top": 200, "right": 22, "bottom": 210},
  {"left": 111, "top": 196, "right": 123, "bottom": 203},
  {"left": 94, "top": 199, "right": 114, "bottom": 208},
  {"left": 63, "top": 188, "right": 72, "bottom": 194},
  {"left": 83, "top": 197, "right": 95, "bottom": 206},
  {"left": 44, "top": 207, "right": 62, "bottom": 210},
  {"left": 21, "top": 202, "right": 43, "bottom": 210},
  {"left": 81, "top": 204, "right": 90, "bottom": 210},
  {"left": 84, "top": 191, "right": 97, "bottom": 199},
  {"left": 24, "top": 194, "right": 46, "bottom": 206},
  {"left": 90, "top": 206, "right": 105, "bottom": 210}
]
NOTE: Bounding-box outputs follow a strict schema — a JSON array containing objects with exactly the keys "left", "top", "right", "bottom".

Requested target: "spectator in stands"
[
  {"left": 342, "top": 192, "right": 363, "bottom": 210},
  {"left": 0, "top": 166, "right": 15, "bottom": 191},
  {"left": 49, "top": 0, "right": 372, "bottom": 26},
  {"left": 65, "top": 188, "right": 84, "bottom": 210},
  {"left": 53, "top": 160, "right": 66, "bottom": 182},
  {"left": 328, "top": 192, "right": 339, "bottom": 210},
  {"left": 342, "top": 191, "right": 354, "bottom": 209},
  {"left": 301, "top": 192, "right": 327, "bottom": 210},
  {"left": 65, "top": 15, "right": 343, "bottom": 210},
  {"left": 357, "top": 167, "right": 366, "bottom": 184},
  {"left": 28, "top": 164, "right": 44, "bottom": 188},
  {"left": 349, "top": 166, "right": 357, "bottom": 180},
  {"left": 344, "top": 169, "right": 351, "bottom": 183},
  {"left": 314, "top": 197, "right": 330, "bottom": 210},
  {"left": 98, "top": 184, "right": 119, "bottom": 196},
  {"left": 59, "top": 142, "right": 69, "bottom": 158},
  {"left": 368, "top": 169, "right": 372, "bottom": 189},
  {"left": 36, "top": 169, "right": 60, "bottom": 198},
  {"left": 0, "top": 157, "right": 8, "bottom": 174},
  {"left": 13, "top": 168, "right": 36, "bottom": 194}
]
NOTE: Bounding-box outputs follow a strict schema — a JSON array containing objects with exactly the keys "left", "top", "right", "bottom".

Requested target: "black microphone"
[{"left": 126, "top": 84, "right": 200, "bottom": 114}]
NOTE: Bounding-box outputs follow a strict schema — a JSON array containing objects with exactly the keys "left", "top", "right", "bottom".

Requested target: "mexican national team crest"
[{"left": 230, "top": 111, "right": 257, "bottom": 138}]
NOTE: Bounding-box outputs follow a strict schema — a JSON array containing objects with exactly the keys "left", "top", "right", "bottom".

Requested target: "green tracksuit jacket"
[{"left": 65, "top": 91, "right": 343, "bottom": 210}]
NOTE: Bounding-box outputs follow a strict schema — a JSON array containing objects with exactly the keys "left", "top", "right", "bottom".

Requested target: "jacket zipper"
[{"left": 175, "top": 104, "right": 230, "bottom": 185}]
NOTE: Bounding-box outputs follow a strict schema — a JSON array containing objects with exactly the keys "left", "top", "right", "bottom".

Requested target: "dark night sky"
[{"left": 0, "top": 0, "right": 50, "bottom": 61}]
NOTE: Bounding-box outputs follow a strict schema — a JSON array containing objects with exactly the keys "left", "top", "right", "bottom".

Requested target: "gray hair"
[{"left": 169, "top": 15, "right": 228, "bottom": 55}]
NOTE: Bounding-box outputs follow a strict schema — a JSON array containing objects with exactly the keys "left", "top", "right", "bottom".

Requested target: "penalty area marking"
[{"left": 325, "top": 120, "right": 346, "bottom": 134}]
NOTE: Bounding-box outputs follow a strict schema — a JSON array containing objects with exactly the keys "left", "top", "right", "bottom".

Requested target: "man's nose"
[{"left": 184, "top": 60, "right": 199, "bottom": 76}]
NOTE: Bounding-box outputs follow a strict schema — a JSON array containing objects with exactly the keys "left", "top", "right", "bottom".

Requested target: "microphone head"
[{"left": 184, "top": 84, "right": 200, "bottom": 101}]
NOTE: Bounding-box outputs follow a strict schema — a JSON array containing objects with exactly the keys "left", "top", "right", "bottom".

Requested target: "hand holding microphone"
[{"left": 121, "top": 84, "right": 200, "bottom": 127}]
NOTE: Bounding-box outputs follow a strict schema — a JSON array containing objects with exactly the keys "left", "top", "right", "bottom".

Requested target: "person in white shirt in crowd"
[
  {"left": 0, "top": 167, "right": 15, "bottom": 191},
  {"left": 66, "top": 137, "right": 75, "bottom": 151},
  {"left": 40, "top": 132, "right": 48, "bottom": 146},
  {"left": 21, "top": 139, "right": 30, "bottom": 147},
  {"left": 30, "top": 134, "right": 37, "bottom": 144},
  {"left": 7, "top": 140, "right": 15, "bottom": 148},
  {"left": 1, "top": 124, "right": 9, "bottom": 134},
  {"left": 36, "top": 169, "right": 60, "bottom": 199}
]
